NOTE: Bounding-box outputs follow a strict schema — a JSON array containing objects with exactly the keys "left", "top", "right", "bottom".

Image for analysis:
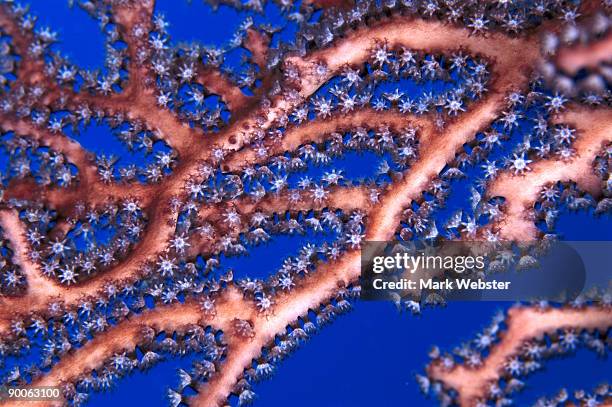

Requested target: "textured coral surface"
[{"left": 0, "top": 0, "right": 610, "bottom": 406}]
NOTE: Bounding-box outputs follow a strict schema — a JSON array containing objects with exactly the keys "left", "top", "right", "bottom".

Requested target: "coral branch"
[
  {"left": 427, "top": 305, "right": 612, "bottom": 406},
  {"left": 110, "top": 0, "right": 156, "bottom": 90},
  {"left": 225, "top": 108, "right": 433, "bottom": 171},
  {"left": 190, "top": 251, "right": 363, "bottom": 405},
  {"left": 243, "top": 28, "right": 270, "bottom": 70},
  {"left": 556, "top": 31, "right": 612, "bottom": 75},
  {"left": 195, "top": 66, "right": 250, "bottom": 111},
  {"left": 0, "top": 210, "right": 57, "bottom": 298},
  {"left": 487, "top": 106, "right": 611, "bottom": 240},
  {"left": 0, "top": 3, "right": 46, "bottom": 83},
  {"left": 0, "top": 204, "right": 178, "bottom": 334}
]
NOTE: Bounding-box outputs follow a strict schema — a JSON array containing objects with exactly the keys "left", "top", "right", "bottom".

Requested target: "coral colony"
[{"left": 0, "top": 0, "right": 609, "bottom": 405}]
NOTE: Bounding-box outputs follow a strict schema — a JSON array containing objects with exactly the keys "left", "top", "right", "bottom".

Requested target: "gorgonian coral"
[{"left": 0, "top": 0, "right": 610, "bottom": 406}]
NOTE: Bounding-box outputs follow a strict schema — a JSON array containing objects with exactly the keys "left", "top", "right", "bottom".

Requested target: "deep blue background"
[{"left": 20, "top": 1, "right": 612, "bottom": 406}]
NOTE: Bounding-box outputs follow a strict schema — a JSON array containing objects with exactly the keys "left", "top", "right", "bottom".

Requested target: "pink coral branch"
[
  {"left": 427, "top": 305, "right": 612, "bottom": 406},
  {"left": 487, "top": 106, "right": 611, "bottom": 241}
]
